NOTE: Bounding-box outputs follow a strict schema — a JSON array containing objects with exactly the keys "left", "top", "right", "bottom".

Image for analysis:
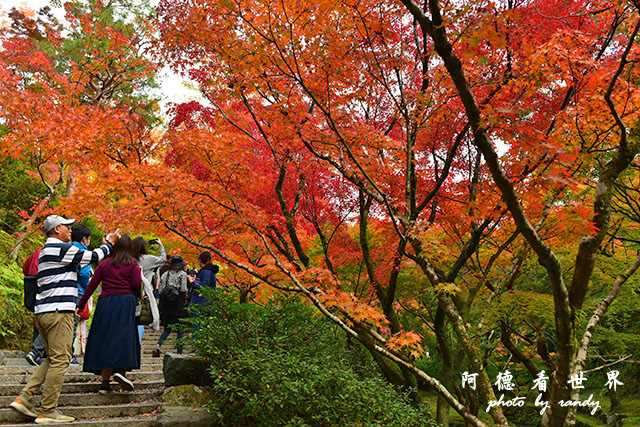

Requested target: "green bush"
[
  {"left": 0, "top": 229, "right": 42, "bottom": 351},
  {"left": 0, "top": 263, "right": 33, "bottom": 351},
  {"left": 185, "top": 291, "right": 435, "bottom": 427},
  {"left": 0, "top": 229, "right": 44, "bottom": 267}
]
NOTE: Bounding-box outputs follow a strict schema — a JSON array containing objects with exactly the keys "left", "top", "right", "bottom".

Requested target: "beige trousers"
[{"left": 21, "top": 311, "right": 74, "bottom": 414}]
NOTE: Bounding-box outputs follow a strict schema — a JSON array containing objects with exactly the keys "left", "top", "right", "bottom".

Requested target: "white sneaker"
[
  {"left": 113, "top": 373, "right": 134, "bottom": 391},
  {"left": 9, "top": 395, "right": 37, "bottom": 418},
  {"left": 35, "top": 410, "right": 75, "bottom": 424}
]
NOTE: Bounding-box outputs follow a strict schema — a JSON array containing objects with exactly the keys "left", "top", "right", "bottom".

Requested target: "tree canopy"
[{"left": 2, "top": 0, "right": 640, "bottom": 425}]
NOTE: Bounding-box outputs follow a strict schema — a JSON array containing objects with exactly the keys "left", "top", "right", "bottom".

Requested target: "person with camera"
[
  {"left": 190, "top": 251, "right": 218, "bottom": 306},
  {"left": 133, "top": 237, "right": 167, "bottom": 286}
]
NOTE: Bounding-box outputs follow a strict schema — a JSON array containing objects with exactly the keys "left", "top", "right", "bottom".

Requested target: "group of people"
[
  {"left": 9, "top": 215, "right": 218, "bottom": 424},
  {"left": 23, "top": 226, "right": 94, "bottom": 366}
]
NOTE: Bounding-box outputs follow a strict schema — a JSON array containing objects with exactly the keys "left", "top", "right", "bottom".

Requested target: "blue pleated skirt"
[{"left": 83, "top": 294, "right": 141, "bottom": 375}]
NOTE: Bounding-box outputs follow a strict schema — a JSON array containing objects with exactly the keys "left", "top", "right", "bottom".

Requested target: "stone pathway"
[{"left": 0, "top": 330, "right": 179, "bottom": 426}]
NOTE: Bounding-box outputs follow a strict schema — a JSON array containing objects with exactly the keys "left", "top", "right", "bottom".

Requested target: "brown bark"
[
  {"left": 275, "top": 165, "right": 310, "bottom": 268},
  {"left": 409, "top": 236, "right": 508, "bottom": 426},
  {"left": 577, "top": 253, "right": 640, "bottom": 367},
  {"left": 500, "top": 321, "right": 540, "bottom": 378},
  {"left": 435, "top": 308, "right": 453, "bottom": 426}
]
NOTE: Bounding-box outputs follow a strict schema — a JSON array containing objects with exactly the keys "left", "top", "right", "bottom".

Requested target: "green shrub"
[
  {"left": 0, "top": 229, "right": 42, "bottom": 351},
  {"left": 185, "top": 291, "right": 435, "bottom": 426},
  {"left": 0, "top": 229, "right": 44, "bottom": 267},
  {"left": 0, "top": 263, "right": 33, "bottom": 351}
]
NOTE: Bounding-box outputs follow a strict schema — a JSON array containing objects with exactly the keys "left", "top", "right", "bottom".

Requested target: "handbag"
[
  {"left": 136, "top": 285, "right": 153, "bottom": 325},
  {"left": 79, "top": 303, "right": 90, "bottom": 320}
]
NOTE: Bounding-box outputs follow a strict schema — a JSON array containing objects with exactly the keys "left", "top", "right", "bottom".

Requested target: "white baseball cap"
[{"left": 43, "top": 215, "right": 75, "bottom": 234}]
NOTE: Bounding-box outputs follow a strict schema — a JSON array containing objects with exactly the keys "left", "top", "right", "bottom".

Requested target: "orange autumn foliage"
[{"left": 4, "top": 0, "right": 640, "bottom": 425}]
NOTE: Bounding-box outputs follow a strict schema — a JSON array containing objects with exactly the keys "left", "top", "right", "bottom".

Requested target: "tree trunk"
[
  {"left": 437, "top": 393, "right": 451, "bottom": 427},
  {"left": 9, "top": 217, "right": 36, "bottom": 264},
  {"left": 9, "top": 188, "right": 57, "bottom": 263}
]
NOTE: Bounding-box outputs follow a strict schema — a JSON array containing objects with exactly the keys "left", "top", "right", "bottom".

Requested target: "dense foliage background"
[{"left": 2, "top": 0, "right": 640, "bottom": 425}]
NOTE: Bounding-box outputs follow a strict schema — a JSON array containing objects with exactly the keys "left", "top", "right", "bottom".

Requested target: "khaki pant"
[{"left": 21, "top": 311, "right": 74, "bottom": 414}]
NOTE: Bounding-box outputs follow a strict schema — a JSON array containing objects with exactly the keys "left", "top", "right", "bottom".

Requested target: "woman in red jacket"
[{"left": 77, "top": 235, "right": 141, "bottom": 394}]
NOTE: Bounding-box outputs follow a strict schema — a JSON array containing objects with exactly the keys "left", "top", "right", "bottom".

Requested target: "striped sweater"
[{"left": 35, "top": 237, "right": 112, "bottom": 314}]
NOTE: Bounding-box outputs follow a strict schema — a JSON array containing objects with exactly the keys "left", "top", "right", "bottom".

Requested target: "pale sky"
[
  {"left": 2, "top": 0, "right": 52, "bottom": 12},
  {"left": 1, "top": 0, "right": 200, "bottom": 117}
]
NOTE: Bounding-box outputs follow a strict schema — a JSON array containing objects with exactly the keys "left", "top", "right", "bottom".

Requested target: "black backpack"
[
  {"left": 160, "top": 274, "right": 182, "bottom": 301},
  {"left": 24, "top": 275, "right": 38, "bottom": 312}
]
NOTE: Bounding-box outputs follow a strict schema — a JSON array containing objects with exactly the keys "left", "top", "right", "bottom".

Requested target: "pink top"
[{"left": 78, "top": 258, "right": 142, "bottom": 310}]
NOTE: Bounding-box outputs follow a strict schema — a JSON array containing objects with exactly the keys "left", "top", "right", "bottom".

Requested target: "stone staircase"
[{"left": 0, "top": 330, "right": 181, "bottom": 426}]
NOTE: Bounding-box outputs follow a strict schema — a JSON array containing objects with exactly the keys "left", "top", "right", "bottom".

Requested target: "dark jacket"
[
  {"left": 158, "top": 270, "right": 189, "bottom": 327},
  {"left": 190, "top": 264, "right": 218, "bottom": 305}
]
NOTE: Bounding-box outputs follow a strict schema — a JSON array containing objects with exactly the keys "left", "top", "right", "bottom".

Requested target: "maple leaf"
[
  {"left": 435, "top": 282, "right": 462, "bottom": 296},
  {"left": 386, "top": 331, "right": 426, "bottom": 359}
]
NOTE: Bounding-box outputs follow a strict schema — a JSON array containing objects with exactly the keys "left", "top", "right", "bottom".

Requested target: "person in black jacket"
[{"left": 190, "top": 251, "right": 218, "bottom": 306}]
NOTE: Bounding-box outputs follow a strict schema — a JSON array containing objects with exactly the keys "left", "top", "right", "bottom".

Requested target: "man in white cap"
[{"left": 9, "top": 215, "right": 120, "bottom": 424}]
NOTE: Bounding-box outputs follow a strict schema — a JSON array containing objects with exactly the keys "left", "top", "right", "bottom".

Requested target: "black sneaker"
[
  {"left": 98, "top": 382, "right": 113, "bottom": 394},
  {"left": 25, "top": 351, "right": 41, "bottom": 366},
  {"left": 113, "top": 373, "right": 134, "bottom": 391},
  {"left": 152, "top": 346, "right": 161, "bottom": 358}
]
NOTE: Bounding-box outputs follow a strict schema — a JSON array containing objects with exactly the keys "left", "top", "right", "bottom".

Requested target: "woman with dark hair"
[
  {"left": 77, "top": 235, "right": 142, "bottom": 394},
  {"left": 132, "top": 237, "right": 167, "bottom": 286}
]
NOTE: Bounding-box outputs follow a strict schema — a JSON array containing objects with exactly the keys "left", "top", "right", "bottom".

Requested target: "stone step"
[
  {"left": 2, "top": 338, "right": 185, "bottom": 359},
  {"left": 0, "top": 364, "right": 162, "bottom": 375},
  {"left": 0, "top": 380, "right": 163, "bottom": 397},
  {"left": 141, "top": 339, "right": 180, "bottom": 343},
  {"left": 0, "top": 371, "right": 163, "bottom": 385},
  {"left": 0, "top": 330, "right": 174, "bottom": 426},
  {"left": 1, "top": 359, "right": 163, "bottom": 367},
  {"left": 0, "top": 402, "right": 159, "bottom": 424},
  {"left": 142, "top": 352, "right": 179, "bottom": 357},
  {"left": 2, "top": 352, "right": 176, "bottom": 365},
  {"left": 144, "top": 340, "right": 187, "bottom": 347},
  {"left": 142, "top": 338, "right": 186, "bottom": 343},
  {"left": 4, "top": 343, "right": 184, "bottom": 361},
  {"left": 0, "top": 390, "right": 162, "bottom": 407},
  {"left": 141, "top": 343, "right": 186, "bottom": 348},
  {"left": 0, "top": 415, "right": 157, "bottom": 427},
  {"left": 141, "top": 350, "right": 191, "bottom": 356},
  {"left": 143, "top": 334, "right": 184, "bottom": 340}
]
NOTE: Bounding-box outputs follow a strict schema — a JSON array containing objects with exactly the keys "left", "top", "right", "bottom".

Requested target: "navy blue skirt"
[{"left": 83, "top": 294, "right": 141, "bottom": 375}]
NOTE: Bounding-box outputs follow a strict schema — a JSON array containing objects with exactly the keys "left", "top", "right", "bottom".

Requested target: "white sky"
[{"left": 1, "top": 0, "right": 200, "bottom": 117}]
